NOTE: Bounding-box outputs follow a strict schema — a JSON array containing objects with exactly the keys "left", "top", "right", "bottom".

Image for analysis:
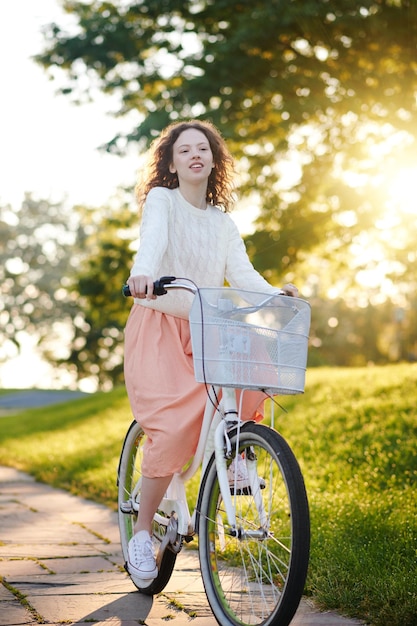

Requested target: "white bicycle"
[{"left": 118, "top": 276, "right": 311, "bottom": 626}]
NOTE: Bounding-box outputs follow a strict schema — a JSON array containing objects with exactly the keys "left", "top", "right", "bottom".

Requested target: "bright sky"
[{"left": 0, "top": 0, "right": 139, "bottom": 210}]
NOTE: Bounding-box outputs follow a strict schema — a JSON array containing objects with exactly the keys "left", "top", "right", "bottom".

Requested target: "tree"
[
  {"left": 0, "top": 195, "right": 84, "bottom": 383},
  {"left": 0, "top": 193, "right": 140, "bottom": 390},
  {"left": 36, "top": 0, "right": 417, "bottom": 288},
  {"left": 33, "top": 0, "right": 417, "bottom": 376},
  {"left": 36, "top": 1, "right": 417, "bottom": 143},
  {"left": 66, "top": 201, "right": 137, "bottom": 389}
]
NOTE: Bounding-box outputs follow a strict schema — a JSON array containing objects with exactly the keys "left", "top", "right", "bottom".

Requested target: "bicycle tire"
[
  {"left": 197, "top": 421, "right": 310, "bottom": 626},
  {"left": 117, "top": 420, "right": 177, "bottom": 595}
]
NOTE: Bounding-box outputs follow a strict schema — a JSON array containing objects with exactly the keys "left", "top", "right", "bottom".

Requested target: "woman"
[{"left": 124, "top": 120, "right": 298, "bottom": 586}]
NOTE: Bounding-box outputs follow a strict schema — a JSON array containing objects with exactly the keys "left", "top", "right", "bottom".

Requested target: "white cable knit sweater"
[{"left": 130, "top": 187, "right": 278, "bottom": 319}]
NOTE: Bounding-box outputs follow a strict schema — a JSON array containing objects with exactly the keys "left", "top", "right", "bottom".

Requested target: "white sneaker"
[
  {"left": 127, "top": 530, "right": 158, "bottom": 586},
  {"left": 228, "top": 454, "right": 266, "bottom": 494}
]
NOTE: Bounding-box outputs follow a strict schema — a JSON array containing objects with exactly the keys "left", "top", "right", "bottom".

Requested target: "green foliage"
[
  {"left": 35, "top": 0, "right": 417, "bottom": 307},
  {"left": 67, "top": 202, "right": 137, "bottom": 388},
  {"left": 308, "top": 296, "right": 397, "bottom": 366},
  {"left": 0, "top": 194, "right": 139, "bottom": 389},
  {"left": 0, "top": 195, "right": 82, "bottom": 376},
  {"left": 36, "top": 1, "right": 417, "bottom": 143},
  {"left": 1, "top": 192, "right": 415, "bottom": 389},
  {"left": 4, "top": 1, "right": 416, "bottom": 388},
  {"left": 0, "top": 364, "right": 416, "bottom": 624}
]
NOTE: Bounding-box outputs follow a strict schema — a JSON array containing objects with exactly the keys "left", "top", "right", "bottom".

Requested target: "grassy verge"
[
  {"left": 0, "top": 388, "right": 18, "bottom": 396},
  {"left": 0, "top": 365, "right": 416, "bottom": 625},
  {"left": 0, "top": 387, "right": 129, "bottom": 507},
  {"left": 275, "top": 364, "right": 417, "bottom": 626}
]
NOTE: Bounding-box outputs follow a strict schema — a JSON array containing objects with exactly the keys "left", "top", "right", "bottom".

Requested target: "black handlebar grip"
[{"left": 122, "top": 276, "right": 177, "bottom": 298}]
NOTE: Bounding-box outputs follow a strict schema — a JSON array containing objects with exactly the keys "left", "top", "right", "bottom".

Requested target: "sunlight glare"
[{"left": 386, "top": 167, "right": 417, "bottom": 215}]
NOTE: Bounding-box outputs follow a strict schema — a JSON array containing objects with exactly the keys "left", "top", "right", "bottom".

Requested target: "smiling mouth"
[{"left": 190, "top": 162, "right": 203, "bottom": 169}]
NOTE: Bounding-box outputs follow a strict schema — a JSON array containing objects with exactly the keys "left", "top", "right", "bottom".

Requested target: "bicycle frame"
[{"left": 138, "top": 383, "right": 252, "bottom": 538}]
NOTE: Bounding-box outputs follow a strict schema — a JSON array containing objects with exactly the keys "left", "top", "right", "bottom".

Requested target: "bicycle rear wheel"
[
  {"left": 198, "top": 421, "right": 310, "bottom": 626},
  {"left": 117, "top": 420, "right": 177, "bottom": 595}
]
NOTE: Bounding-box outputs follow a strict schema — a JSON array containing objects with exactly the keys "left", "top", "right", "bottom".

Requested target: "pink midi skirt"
[{"left": 124, "top": 305, "right": 265, "bottom": 478}]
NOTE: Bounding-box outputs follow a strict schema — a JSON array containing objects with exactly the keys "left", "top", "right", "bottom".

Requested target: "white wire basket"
[{"left": 189, "top": 288, "right": 311, "bottom": 395}]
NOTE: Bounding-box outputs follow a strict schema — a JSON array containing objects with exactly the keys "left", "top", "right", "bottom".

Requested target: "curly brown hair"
[{"left": 135, "top": 120, "right": 235, "bottom": 212}]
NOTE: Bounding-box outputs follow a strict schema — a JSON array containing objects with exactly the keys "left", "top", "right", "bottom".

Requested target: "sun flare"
[
  {"left": 385, "top": 167, "right": 417, "bottom": 215},
  {"left": 346, "top": 150, "right": 417, "bottom": 298}
]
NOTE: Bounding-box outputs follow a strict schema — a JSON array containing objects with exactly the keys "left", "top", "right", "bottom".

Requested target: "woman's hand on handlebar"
[
  {"left": 281, "top": 283, "right": 299, "bottom": 297},
  {"left": 126, "top": 275, "right": 157, "bottom": 300}
]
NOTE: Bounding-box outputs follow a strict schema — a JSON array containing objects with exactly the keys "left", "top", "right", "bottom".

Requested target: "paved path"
[
  {"left": 0, "top": 390, "right": 88, "bottom": 413},
  {"left": 0, "top": 466, "right": 364, "bottom": 626}
]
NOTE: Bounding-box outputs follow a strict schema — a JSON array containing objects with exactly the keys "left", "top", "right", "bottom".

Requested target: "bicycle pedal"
[
  {"left": 157, "top": 515, "right": 181, "bottom": 566},
  {"left": 120, "top": 500, "right": 134, "bottom": 514}
]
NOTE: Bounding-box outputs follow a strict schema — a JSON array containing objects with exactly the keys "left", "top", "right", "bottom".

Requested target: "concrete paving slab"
[
  {"left": 0, "top": 601, "right": 36, "bottom": 626},
  {"left": 0, "top": 466, "right": 364, "bottom": 626}
]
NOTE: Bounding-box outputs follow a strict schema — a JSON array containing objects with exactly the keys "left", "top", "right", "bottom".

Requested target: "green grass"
[
  {"left": 0, "top": 388, "right": 18, "bottom": 396},
  {"left": 0, "top": 387, "right": 129, "bottom": 506},
  {"left": 274, "top": 364, "right": 417, "bottom": 626},
  {"left": 0, "top": 364, "right": 416, "bottom": 625}
]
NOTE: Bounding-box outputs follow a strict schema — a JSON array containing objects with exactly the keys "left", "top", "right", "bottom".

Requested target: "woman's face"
[{"left": 169, "top": 128, "right": 214, "bottom": 186}]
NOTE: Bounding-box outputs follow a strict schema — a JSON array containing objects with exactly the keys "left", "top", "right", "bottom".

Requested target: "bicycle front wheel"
[
  {"left": 117, "top": 420, "right": 177, "bottom": 595},
  {"left": 198, "top": 421, "right": 310, "bottom": 626}
]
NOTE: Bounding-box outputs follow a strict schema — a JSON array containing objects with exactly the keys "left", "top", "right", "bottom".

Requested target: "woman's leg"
[
  {"left": 134, "top": 474, "right": 173, "bottom": 535},
  {"left": 127, "top": 475, "right": 174, "bottom": 582}
]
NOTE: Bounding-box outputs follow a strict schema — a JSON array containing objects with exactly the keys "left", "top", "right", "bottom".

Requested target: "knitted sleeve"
[
  {"left": 130, "top": 188, "right": 170, "bottom": 278},
  {"left": 224, "top": 216, "right": 278, "bottom": 294}
]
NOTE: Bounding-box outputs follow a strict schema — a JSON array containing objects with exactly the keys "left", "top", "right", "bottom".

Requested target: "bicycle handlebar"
[
  {"left": 123, "top": 276, "right": 293, "bottom": 319},
  {"left": 122, "top": 276, "right": 198, "bottom": 297}
]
